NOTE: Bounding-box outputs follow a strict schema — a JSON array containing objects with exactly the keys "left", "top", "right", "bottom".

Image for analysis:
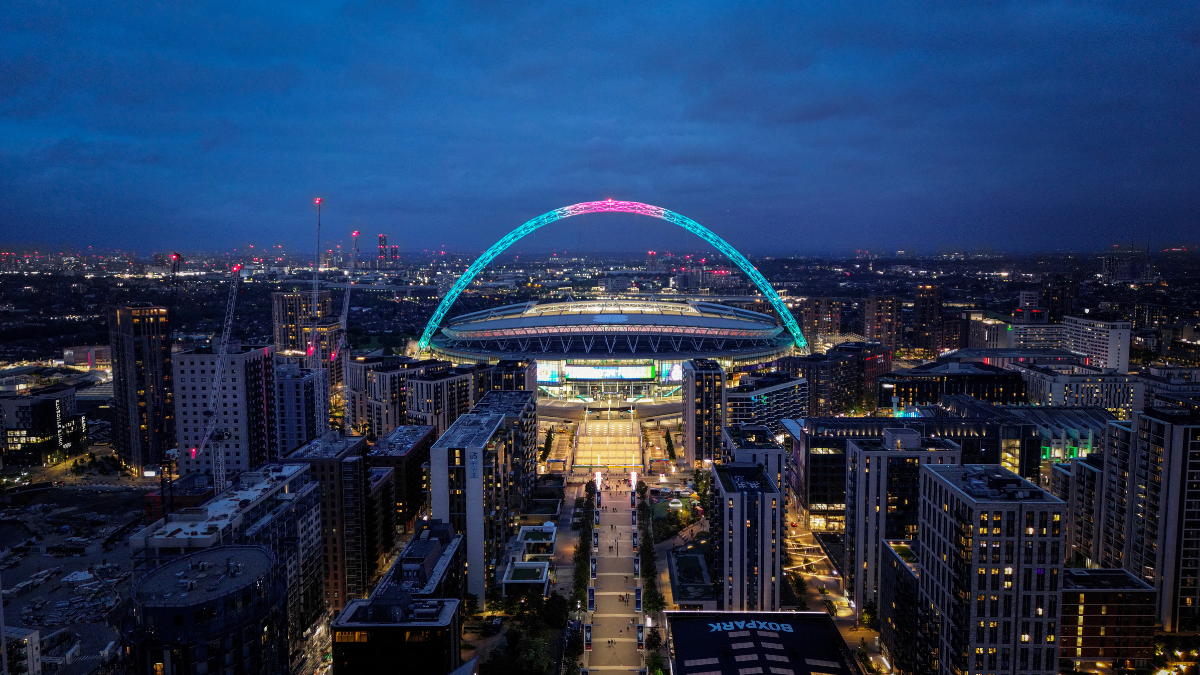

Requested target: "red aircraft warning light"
[{"left": 314, "top": 198, "right": 322, "bottom": 205}]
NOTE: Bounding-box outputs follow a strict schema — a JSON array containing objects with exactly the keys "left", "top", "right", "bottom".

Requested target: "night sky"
[{"left": 2, "top": 2, "right": 1198, "bottom": 255}]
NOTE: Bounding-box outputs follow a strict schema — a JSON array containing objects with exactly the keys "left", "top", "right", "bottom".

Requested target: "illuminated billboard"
[
  {"left": 661, "top": 363, "right": 684, "bottom": 382},
  {"left": 564, "top": 364, "right": 654, "bottom": 380},
  {"left": 536, "top": 362, "right": 560, "bottom": 384}
]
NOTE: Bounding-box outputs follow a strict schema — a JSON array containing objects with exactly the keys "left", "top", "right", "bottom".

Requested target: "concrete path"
[{"left": 584, "top": 479, "right": 643, "bottom": 673}]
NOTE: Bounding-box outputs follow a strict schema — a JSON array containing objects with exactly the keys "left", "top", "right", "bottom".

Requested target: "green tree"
[
  {"left": 645, "top": 627, "right": 663, "bottom": 652},
  {"left": 517, "top": 636, "right": 551, "bottom": 675},
  {"left": 862, "top": 599, "right": 880, "bottom": 631},
  {"left": 544, "top": 591, "right": 569, "bottom": 629}
]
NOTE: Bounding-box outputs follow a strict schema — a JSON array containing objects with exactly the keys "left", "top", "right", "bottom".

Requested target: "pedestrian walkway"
[{"left": 585, "top": 478, "right": 643, "bottom": 673}]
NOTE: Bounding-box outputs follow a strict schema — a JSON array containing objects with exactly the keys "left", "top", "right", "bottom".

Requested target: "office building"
[
  {"left": 796, "top": 296, "right": 842, "bottom": 343},
  {"left": 331, "top": 520, "right": 465, "bottom": 675},
  {"left": 429, "top": 394, "right": 535, "bottom": 608},
  {"left": 174, "top": 344, "right": 276, "bottom": 478},
  {"left": 284, "top": 434, "right": 396, "bottom": 612},
  {"left": 272, "top": 290, "right": 333, "bottom": 353},
  {"left": 406, "top": 365, "right": 492, "bottom": 436},
  {"left": 1049, "top": 453, "right": 1105, "bottom": 566},
  {"left": 274, "top": 363, "right": 329, "bottom": 458},
  {"left": 721, "top": 423, "right": 787, "bottom": 503},
  {"left": 1007, "top": 323, "right": 1068, "bottom": 350},
  {"left": 1015, "top": 363, "right": 1142, "bottom": 418},
  {"left": 368, "top": 425, "right": 436, "bottom": 533},
  {"left": 712, "top": 464, "right": 784, "bottom": 611},
  {"left": 1101, "top": 406, "right": 1200, "bottom": 631},
  {"left": 913, "top": 284, "right": 944, "bottom": 357},
  {"left": 844, "top": 429, "right": 960, "bottom": 618},
  {"left": 0, "top": 384, "right": 86, "bottom": 467},
  {"left": 778, "top": 352, "right": 856, "bottom": 417},
  {"left": 128, "top": 463, "right": 324, "bottom": 674},
  {"left": 877, "top": 361, "right": 1026, "bottom": 409},
  {"left": 683, "top": 359, "right": 725, "bottom": 467},
  {"left": 782, "top": 419, "right": 848, "bottom": 531},
  {"left": 127, "top": 547, "right": 289, "bottom": 675},
  {"left": 1060, "top": 569, "right": 1155, "bottom": 672},
  {"left": 969, "top": 317, "right": 1010, "bottom": 349},
  {"left": 109, "top": 302, "right": 174, "bottom": 473},
  {"left": 919, "top": 465, "right": 1066, "bottom": 675},
  {"left": 725, "top": 371, "right": 806, "bottom": 434},
  {"left": 1064, "top": 315, "right": 1131, "bottom": 374},
  {"left": 864, "top": 294, "right": 903, "bottom": 350}
]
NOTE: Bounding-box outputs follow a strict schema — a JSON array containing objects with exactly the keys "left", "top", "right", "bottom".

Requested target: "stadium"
[
  {"left": 416, "top": 199, "right": 808, "bottom": 401},
  {"left": 428, "top": 299, "right": 795, "bottom": 400}
]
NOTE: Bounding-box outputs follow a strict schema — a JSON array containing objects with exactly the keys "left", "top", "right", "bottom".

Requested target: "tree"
[
  {"left": 645, "top": 627, "right": 663, "bottom": 652},
  {"left": 636, "top": 480, "right": 648, "bottom": 501},
  {"left": 461, "top": 593, "right": 479, "bottom": 622},
  {"left": 647, "top": 652, "right": 667, "bottom": 675},
  {"left": 544, "top": 591, "right": 569, "bottom": 629},
  {"left": 861, "top": 599, "right": 880, "bottom": 631},
  {"left": 517, "top": 636, "right": 551, "bottom": 675}
]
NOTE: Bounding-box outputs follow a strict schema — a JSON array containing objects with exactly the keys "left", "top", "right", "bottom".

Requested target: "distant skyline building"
[
  {"left": 864, "top": 294, "right": 903, "bottom": 350},
  {"left": 109, "top": 302, "right": 173, "bottom": 473},
  {"left": 913, "top": 283, "right": 944, "bottom": 357}
]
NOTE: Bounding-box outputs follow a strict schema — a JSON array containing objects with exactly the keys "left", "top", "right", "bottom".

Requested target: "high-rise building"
[
  {"left": 272, "top": 290, "right": 333, "bottom": 353},
  {"left": 880, "top": 540, "right": 935, "bottom": 675},
  {"left": 274, "top": 363, "right": 329, "bottom": 458},
  {"left": 1100, "top": 405, "right": 1200, "bottom": 631},
  {"left": 796, "top": 297, "right": 843, "bottom": 343},
  {"left": 331, "top": 521, "right": 465, "bottom": 675},
  {"left": 782, "top": 418, "right": 848, "bottom": 531},
  {"left": 0, "top": 384, "right": 86, "bottom": 466},
  {"left": 377, "top": 234, "right": 387, "bottom": 264},
  {"left": 346, "top": 355, "right": 417, "bottom": 433},
  {"left": 174, "top": 345, "right": 276, "bottom": 478},
  {"left": 429, "top": 393, "right": 536, "bottom": 608},
  {"left": 1064, "top": 315, "right": 1131, "bottom": 374},
  {"left": 864, "top": 295, "right": 903, "bottom": 350},
  {"left": 364, "top": 360, "right": 445, "bottom": 438},
  {"left": 283, "top": 434, "right": 398, "bottom": 612},
  {"left": 913, "top": 284, "right": 944, "bottom": 357},
  {"left": 969, "top": 318, "right": 1010, "bottom": 349},
  {"left": 368, "top": 425, "right": 436, "bottom": 533},
  {"left": 389, "top": 244, "right": 399, "bottom": 262},
  {"left": 683, "top": 359, "right": 725, "bottom": 467},
  {"left": 128, "top": 464, "right": 324, "bottom": 674},
  {"left": 1048, "top": 453, "right": 1105, "bottom": 567},
  {"left": 828, "top": 340, "right": 893, "bottom": 395},
  {"left": 128, "top": 547, "right": 290, "bottom": 675},
  {"left": 109, "top": 302, "right": 173, "bottom": 473},
  {"left": 721, "top": 423, "right": 787, "bottom": 502},
  {"left": 1041, "top": 275, "right": 1077, "bottom": 323},
  {"left": 406, "top": 365, "right": 493, "bottom": 436},
  {"left": 711, "top": 463, "right": 784, "bottom": 611},
  {"left": 918, "top": 465, "right": 1066, "bottom": 675},
  {"left": 778, "top": 353, "right": 856, "bottom": 417},
  {"left": 844, "top": 429, "right": 960, "bottom": 618},
  {"left": 725, "top": 371, "right": 806, "bottom": 434}
]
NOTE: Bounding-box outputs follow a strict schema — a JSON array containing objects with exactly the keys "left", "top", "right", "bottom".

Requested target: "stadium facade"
[{"left": 428, "top": 299, "right": 794, "bottom": 400}]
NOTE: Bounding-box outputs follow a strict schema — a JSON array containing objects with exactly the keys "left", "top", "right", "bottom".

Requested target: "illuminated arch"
[{"left": 418, "top": 200, "right": 808, "bottom": 353}]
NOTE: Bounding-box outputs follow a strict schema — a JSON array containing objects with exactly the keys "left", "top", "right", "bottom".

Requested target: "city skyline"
[{"left": 2, "top": 2, "right": 1197, "bottom": 252}]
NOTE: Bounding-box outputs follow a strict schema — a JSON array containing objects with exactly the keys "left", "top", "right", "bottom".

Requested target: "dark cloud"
[{"left": 0, "top": 0, "right": 1197, "bottom": 254}]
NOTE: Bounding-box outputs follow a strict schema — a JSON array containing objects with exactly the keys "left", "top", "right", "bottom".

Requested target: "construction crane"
[
  {"left": 190, "top": 263, "right": 243, "bottom": 493},
  {"left": 307, "top": 198, "right": 323, "bottom": 369},
  {"left": 332, "top": 231, "right": 359, "bottom": 431},
  {"left": 159, "top": 253, "right": 185, "bottom": 515}
]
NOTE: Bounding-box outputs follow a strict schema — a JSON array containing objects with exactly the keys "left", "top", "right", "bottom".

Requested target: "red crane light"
[{"left": 314, "top": 198, "right": 322, "bottom": 205}]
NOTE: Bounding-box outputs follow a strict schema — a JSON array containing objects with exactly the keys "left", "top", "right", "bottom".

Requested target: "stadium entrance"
[{"left": 573, "top": 404, "right": 643, "bottom": 469}]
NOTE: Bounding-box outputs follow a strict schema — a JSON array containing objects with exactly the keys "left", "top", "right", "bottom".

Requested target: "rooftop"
[
  {"left": 1062, "top": 569, "right": 1154, "bottom": 592},
  {"left": 286, "top": 433, "right": 367, "bottom": 460},
  {"left": 134, "top": 546, "right": 274, "bottom": 607},
  {"left": 370, "top": 425, "right": 435, "bottom": 457},
  {"left": 927, "top": 464, "right": 1060, "bottom": 503},
  {"left": 473, "top": 390, "right": 536, "bottom": 417},
  {"left": 893, "top": 361, "right": 1013, "bottom": 376},
  {"left": 723, "top": 423, "right": 781, "bottom": 449},
  {"left": 443, "top": 300, "right": 781, "bottom": 333},
  {"left": 887, "top": 540, "right": 919, "bottom": 565},
  {"left": 666, "top": 611, "right": 857, "bottom": 675},
  {"left": 431, "top": 413, "right": 506, "bottom": 450},
  {"left": 714, "top": 464, "right": 778, "bottom": 494}
]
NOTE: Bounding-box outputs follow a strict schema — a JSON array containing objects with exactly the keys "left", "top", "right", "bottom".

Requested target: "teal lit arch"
[{"left": 418, "top": 200, "right": 808, "bottom": 353}]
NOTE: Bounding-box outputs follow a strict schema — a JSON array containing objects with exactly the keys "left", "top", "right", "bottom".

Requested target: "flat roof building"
[{"left": 664, "top": 611, "right": 861, "bottom": 675}]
